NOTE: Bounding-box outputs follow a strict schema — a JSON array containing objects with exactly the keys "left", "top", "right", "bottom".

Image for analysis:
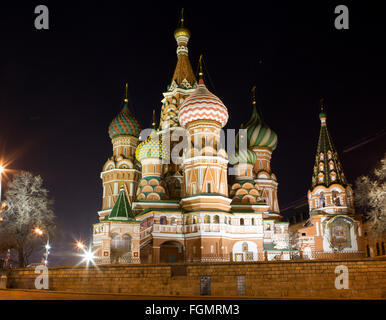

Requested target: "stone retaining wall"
[{"left": 6, "top": 258, "right": 386, "bottom": 298}]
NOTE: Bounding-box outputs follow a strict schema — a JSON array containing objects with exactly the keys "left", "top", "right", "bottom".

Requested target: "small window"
[
  {"left": 252, "top": 218, "right": 255, "bottom": 225},
  {"left": 240, "top": 218, "right": 245, "bottom": 226},
  {"left": 207, "top": 183, "right": 211, "bottom": 193},
  {"left": 302, "top": 232, "right": 306, "bottom": 236}
]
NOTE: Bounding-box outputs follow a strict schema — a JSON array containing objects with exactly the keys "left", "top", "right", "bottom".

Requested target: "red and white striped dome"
[{"left": 178, "top": 79, "right": 229, "bottom": 128}]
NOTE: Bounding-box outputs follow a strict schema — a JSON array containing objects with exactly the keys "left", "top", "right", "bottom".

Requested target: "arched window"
[
  {"left": 121, "top": 234, "right": 131, "bottom": 250},
  {"left": 170, "top": 217, "right": 176, "bottom": 225},
  {"left": 319, "top": 192, "right": 325, "bottom": 207},
  {"left": 376, "top": 242, "right": 380, "bottom": 256},
  {"left": 332, "top": 191, "right": 340, "bottom": 206},
  {"left": 204, "top": 215, "right": 211, "bottom": 223},
  {"left": 213, "top": 215, "right": 219, "bottom": 224},
  {"left": 193, "top": 216, "right": 198, "bottom": 224},
  {"left": 252, "top": 218, "right": 255, "bottom": 226},
  {"left": 111, "top": 233, "right": 120, "bottom": 250},
  {"left": 240, "top": 218, "right": 245, "bottom": 226},
  {"left": 160, "top": 216, "right": 167, "bottom": 225}
]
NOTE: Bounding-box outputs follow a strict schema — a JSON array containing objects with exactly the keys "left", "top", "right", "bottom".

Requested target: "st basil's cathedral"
[{"left": 92, "top": 13, "right": 363, "bottom": 264}]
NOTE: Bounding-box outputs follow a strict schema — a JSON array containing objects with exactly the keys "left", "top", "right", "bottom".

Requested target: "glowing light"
[
  {"left": 33, "top": 227, "right": 43, "bottom": 236},
  {"left": 45, "top": 243, "right": 51, "bottom": 250},
  {"left": 80, "top": 247, "right": 96, "bottom": 266},
  {"left": 75, "top": 241, "right": 85, "bottom": 250},
  {"left": 0, "top": 165, "right": 4, "bottom": 174}
]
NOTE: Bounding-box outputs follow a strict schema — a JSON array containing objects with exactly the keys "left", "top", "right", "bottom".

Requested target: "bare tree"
[
  {"left": 0, "top": 172, "right": 55, "bottom": 267},
  {"left": 355, "top": 153, "right": 386, "bottom": 235}
]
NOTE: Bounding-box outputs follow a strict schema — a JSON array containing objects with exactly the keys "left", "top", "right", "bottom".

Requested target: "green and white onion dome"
[
  {"left": 241, "top": 103, "right": 278, "bottom": 151},
  {"left": 229, "top": 148, "right": 257, "bottom": 165},
  {"left": 135, "top": 130, "right": 168, "bottom": 163}
]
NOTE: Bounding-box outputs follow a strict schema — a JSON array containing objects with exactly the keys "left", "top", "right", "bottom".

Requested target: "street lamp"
[
  {"left": 33, "top": 226, "right": 50, "bottom": 266},
  {"left": 0, "top": 164, "right": 4, "bottom": 203},
  {"left": 75, "top": 240, "right": 96, "bottom": 266},
  {"left": 75, "top": 241, "right": 85, "bottom": 250}
]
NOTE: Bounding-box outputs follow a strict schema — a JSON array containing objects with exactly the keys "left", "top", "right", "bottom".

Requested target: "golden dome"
[
  {"left": 174, "top": 26, "right": 190, "bottom": 39},
  {"left": 174, "top": 8, "right": 190, "bottom": 39}
]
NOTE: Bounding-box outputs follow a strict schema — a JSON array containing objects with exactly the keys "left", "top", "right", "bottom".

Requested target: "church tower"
[
  {"left": 179, "top": 57, "right": 231, "bottom": 212},
  {"left": 159, "top": 9, "right": 197, "bottom": 200},
  {"left": 298, "top": 100, "right": 364, "bottom": 258},
  {"left": 239, "top": 87, "right": 280, "bottom": 217},
  {"left": 98, "top": 84, "right": 141, "bottom": 220}
]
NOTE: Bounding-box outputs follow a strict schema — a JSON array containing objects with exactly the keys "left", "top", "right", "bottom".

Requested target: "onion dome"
[
  {"left": 108, "top": 84, "right": 141, "bottom": 139},
  {"left": 178, "top": 56, "right": 228, "bottom": 128},
  {"left": 135, "top": 130, "right": 168, "bottom": 163},
  {"left": 238, "top": 87, "right": 277, "bottom": 151},
  {"left": 229, "top": 148, "right": 257, "bottom": 165},
  {"left": 174, "top": 9, "right": 191, "bottom": 40}
]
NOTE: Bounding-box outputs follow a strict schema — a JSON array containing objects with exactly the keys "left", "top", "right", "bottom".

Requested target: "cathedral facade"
[{"left": 92, "top": 15, "right": 295, "bottom": 264}]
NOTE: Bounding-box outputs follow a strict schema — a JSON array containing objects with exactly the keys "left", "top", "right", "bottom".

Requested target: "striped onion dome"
[
  {"left": 178, "top": 79, "right": 229, "bottom": 128},
  {"left": 135, "top": 130, "right": 168, "bottom": 163},
  {"left": 242, "top": 102, "right": 278, "bottom": 151},
  {"left": 108, "top": 101, "right": 141, "bottom": 139},
  {"left": 229, "top": 148, "right": 257, "bottom": 165}
]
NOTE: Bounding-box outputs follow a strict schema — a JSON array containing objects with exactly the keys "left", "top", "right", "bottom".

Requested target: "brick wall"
[{"left": 6, "top": 258, "right": 386, "bottom": 298}]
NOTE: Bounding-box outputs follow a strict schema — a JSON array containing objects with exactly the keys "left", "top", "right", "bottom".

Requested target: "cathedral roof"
[
  {"left": 229, "top": 148, "right": 257, "bottom": 165},
  {"left": 241, "top": 90, "right": 278, "bottom": 151},
  {"left": 178, "top": 61, "right": 229, "bottom": 128},
  {"left": 135, "top": 130, "right": 169, "bottom": 163},
  {"left": 104, "top": 187, "right": 136, "bottom": 222},
  {"left": 170, "top": 9, "right": 196, "bottom": 89},
  {"left": 311, "top": 102, "right": 348, "bottom": 189},
  {"left": 108, "top": 85, "right": 141, "bottom": 139}
]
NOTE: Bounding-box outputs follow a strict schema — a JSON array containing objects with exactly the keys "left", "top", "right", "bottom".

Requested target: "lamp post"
[
  {"left": 0, "top": 165, "right": 4, "bottom": 203},
  {"left": 33, "top": 227, "right": 50, "bottom": 266}
]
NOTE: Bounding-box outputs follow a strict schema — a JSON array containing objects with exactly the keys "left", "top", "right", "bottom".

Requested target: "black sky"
[{"left": 0, "top": 2, "right": 385, "bottom": 265}]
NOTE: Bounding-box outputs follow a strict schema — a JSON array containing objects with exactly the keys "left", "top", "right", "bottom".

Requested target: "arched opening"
[
  {"left": 204, "top": 215, "right": 211, "bottom": 223},
  {"left": 160, "top": 241, "right": 184, "bottom": 263},
  {"left": 213, "top": 215, "right": 219, "bottom": 224},
  {"left": 111, "top": 233, "right": 132, "bottom": 263},
  {"left": 240, "top": 218, "right": 245, "bottom": 226}
]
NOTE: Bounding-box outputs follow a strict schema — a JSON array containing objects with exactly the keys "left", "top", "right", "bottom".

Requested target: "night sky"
[{"left": 0, "top": 2, "right": 385, "bottom": 265}]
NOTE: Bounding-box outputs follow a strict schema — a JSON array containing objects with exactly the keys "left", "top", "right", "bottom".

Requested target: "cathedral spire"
[
  {"left": 311, "top": 100, "right": 347, "bottom": 189},
  {"left": 124, "top": 83, "right": 128, "bottom": 103},
  {"left": 170, "top": 9, "right": 196, "bottom": 88}
]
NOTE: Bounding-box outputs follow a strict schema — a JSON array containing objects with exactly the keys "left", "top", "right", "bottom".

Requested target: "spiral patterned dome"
[
  {"left": 229, "top": 148, "right": 257, "bottom": 165},
  {"left": 241, "top": 103, "right": 278, "bottom": 151},
  {"left": 108, "top": 102, "right": 141, "bottom": 139},
  {"left": 178, "top": 79, "right": 229, "bottom": 128},
  {"left": 135, "top": 131, "right": 168, "bottom": 163}
]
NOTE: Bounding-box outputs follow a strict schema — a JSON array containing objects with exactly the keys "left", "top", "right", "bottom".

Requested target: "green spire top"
[
  {"left": 104, "top": 186, "right": 136, "bottom": 221},
  {"left": 319, "top": 98, "right": 327, "bottom": 120}
]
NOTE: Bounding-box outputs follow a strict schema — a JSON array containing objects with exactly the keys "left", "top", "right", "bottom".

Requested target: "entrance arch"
[{"left": 160, "top": 241, "right": 184, "bottom": 263}]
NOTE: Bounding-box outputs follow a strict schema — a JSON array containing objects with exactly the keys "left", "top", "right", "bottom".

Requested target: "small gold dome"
[{"left": 174, "top": 26, "right": 190, "bottom": 39}]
